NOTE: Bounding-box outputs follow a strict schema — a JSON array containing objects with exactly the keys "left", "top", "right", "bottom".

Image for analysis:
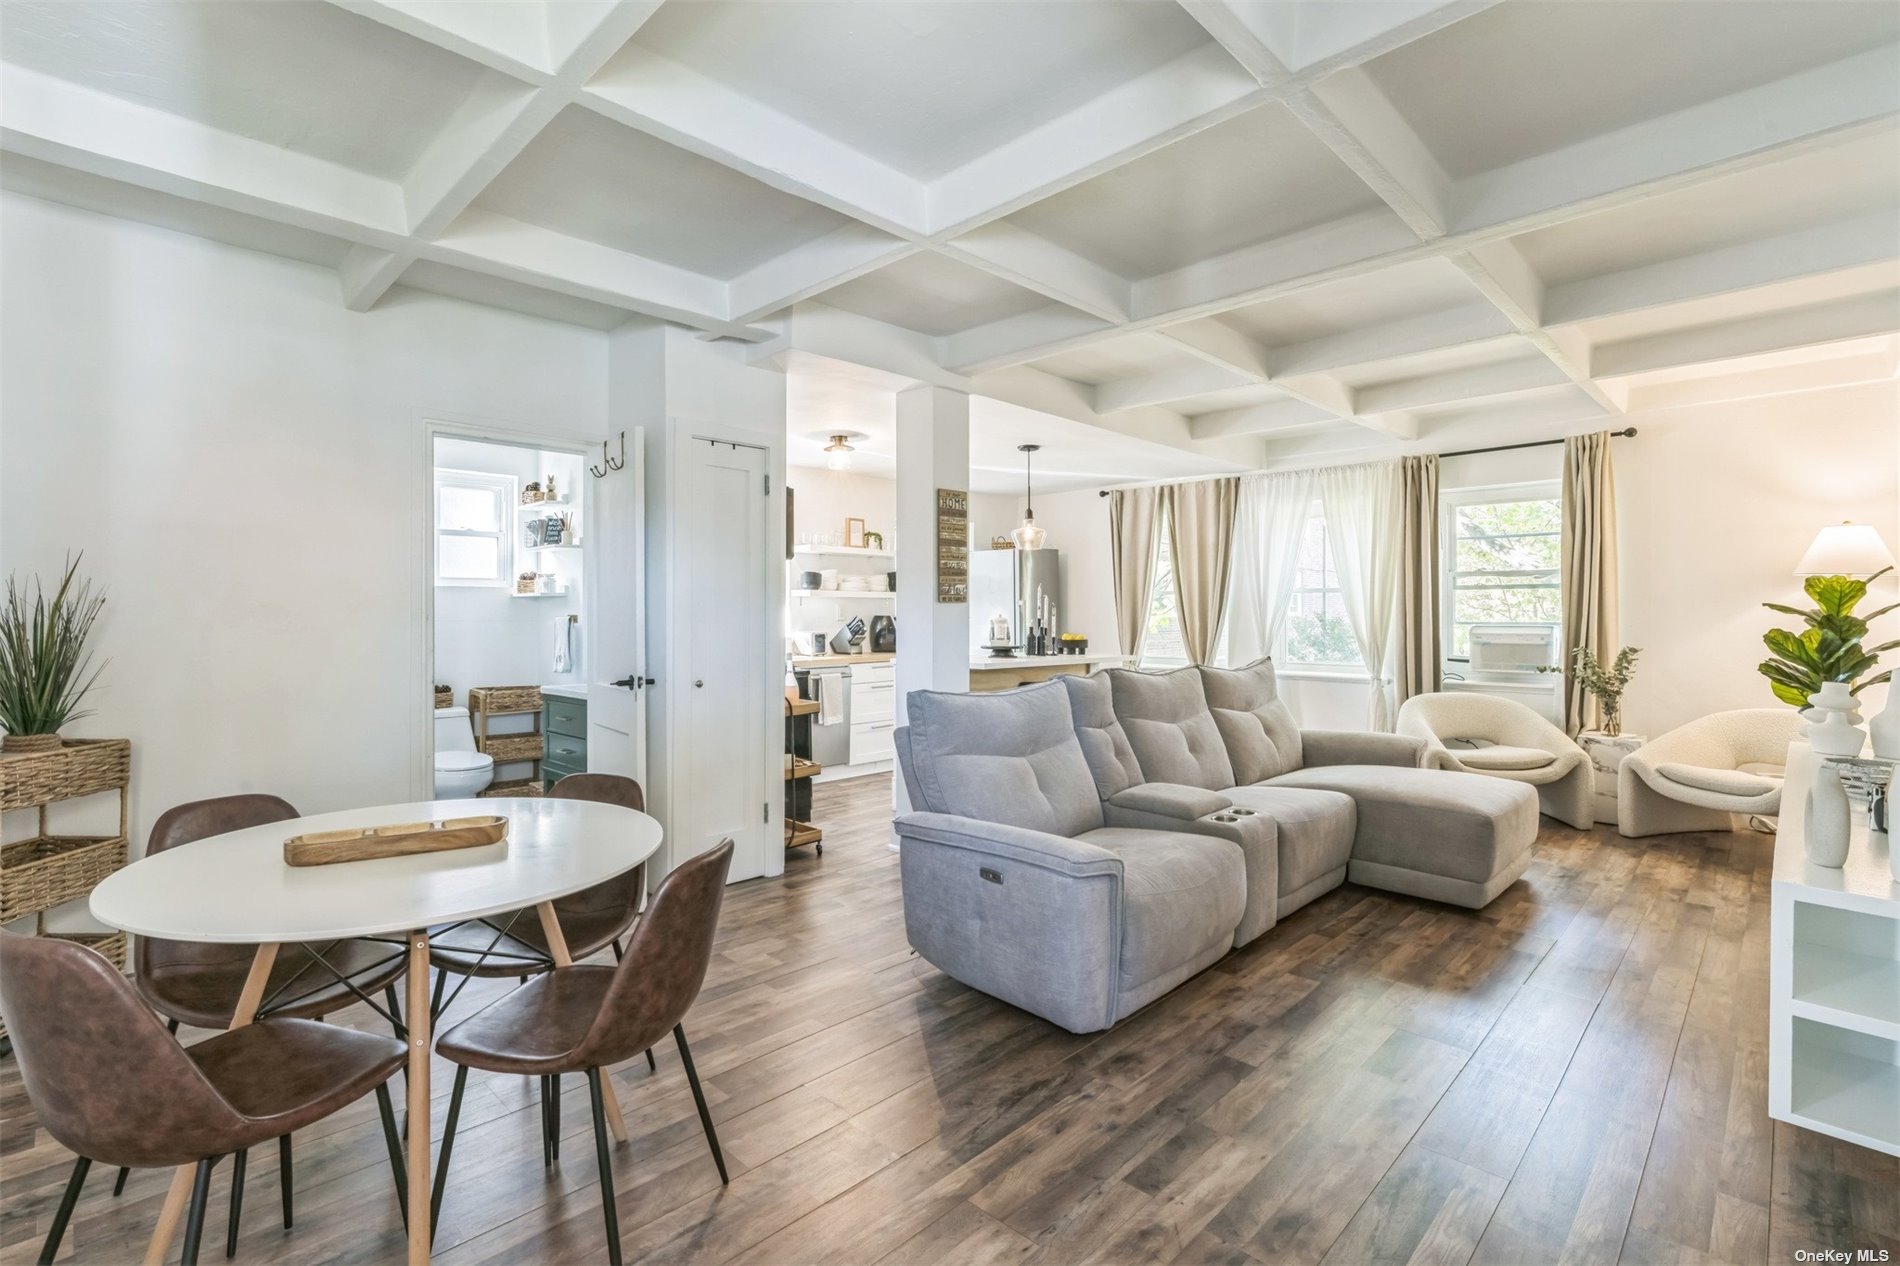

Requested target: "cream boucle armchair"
[
  {"left": 1617, "top": 708, "right": 1798, "bottom": 837},
  {"left": 1396, "top": 692, "right": 1594, "bottom": 829}
]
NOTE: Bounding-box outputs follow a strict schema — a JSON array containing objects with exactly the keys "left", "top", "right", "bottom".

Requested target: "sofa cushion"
[
  {"left": 1076, "top": 828, "right": 1245, "bottom": 990},
  {"left": 1266, "top": 765, "right": 1537, "bottom": 888},
  {"left": 1198, "top": 657, "right": 1304, "bottom": 783},
  {"left": 1059, "top": 672, "right": 1144, "bottom": 798},
  {"left": 1224, "top": 785, "right": 1356, "bottom": 899},
  {"left": 1106, "top": 667, "right": 1236, "bottom": 792},
  {"left": 1656, "top": 763, "right": 1780, "bottom": 798},
  {"left": 905, "top": 682, "right": 1104, "bottom": 838},
  {"left": 1452, "top": 743, "right": 1557, "bottom": 772}
]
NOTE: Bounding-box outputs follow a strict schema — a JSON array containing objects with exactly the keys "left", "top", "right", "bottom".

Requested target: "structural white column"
[{"left": 894, "top": 384, "right": 971, "bottom": 819}]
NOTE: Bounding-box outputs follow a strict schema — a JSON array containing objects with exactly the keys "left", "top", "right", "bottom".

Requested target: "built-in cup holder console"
[
  {"left": 1230, "top": 808, "right": 1256, "bottom": 816},
  {"left": 1206, "top": 806, "right": 1256, "bottom": 825}
]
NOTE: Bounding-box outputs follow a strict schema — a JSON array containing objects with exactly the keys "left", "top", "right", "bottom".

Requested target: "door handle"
[
  {"left": 695, "top": 680, "right": 705, "bottom": 688},
  {"left": 610, "top": 676, "right": 655, "bottom": 690}
]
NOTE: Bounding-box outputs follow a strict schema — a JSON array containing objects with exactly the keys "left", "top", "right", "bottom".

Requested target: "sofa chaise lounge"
[{"left": 893, "top": 658, "right": 1540, "bottom": 1032}]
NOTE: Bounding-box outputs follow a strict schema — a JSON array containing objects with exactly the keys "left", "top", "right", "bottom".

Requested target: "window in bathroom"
[{"left": 435, "top": 469, "right": 516, "bottom": 586}]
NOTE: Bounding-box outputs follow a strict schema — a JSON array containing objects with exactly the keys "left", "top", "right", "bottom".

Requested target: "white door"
[
  {"left": 679, "top": 440, "right": 770, "bottom": 881},
  {"left": 583, "top": 428, "right": 647, "bottom": 787}
]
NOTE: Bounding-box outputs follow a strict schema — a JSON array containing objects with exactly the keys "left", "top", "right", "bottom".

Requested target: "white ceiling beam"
[
  {"left": 938, "top": 224, "right": 1133, "bottom": 324},
  {"left": 1618, "top": 340, "right": 1898, "bottom": 412},
  {"left": 1093, "top": 363, "right": 1256, "bottom": 413},
  {"left": 1156, "top": 317, "right": 1274, "bottom": 379},
  {"left": 1279, "top": 0, "right": 1506, "bottom": 78},
  {"left": 1190, "top": 396, "right": 1349, "bottom": 440},
  {"left": 324, "top": 0, "right": 553, "bottom": 81},
  {"left": 929, "top": 43, "right": 1271, "bottom": 236},
  {"left": 728, "top": 229, "right": 916, "bottom": 326},
  {"left": 1453, "top": 45, "right": 1900, "bottom": 235},
  {"left": 1286, "top": 70, "right": 1452, "bottom": 238},
  {"left": 974, "top": 366, "right": 1265, "bottom": 468},
  {"left": 581, "top": 47, "right": 929, "bottom": 239},
  {"left": 1452, "top": 241, "right": 1625, "bottom": 413},
  {"left": 339, "top": 245, "right": 410, "bottom": 312},
  {"left": 1, "top": 65, "right": 406, "bottom": 234},
  {"left": 1591, "top": 291, "right": 1900, "bottom": 378},
  {"left": 1354, "top": 354, "right": 1571, "bottom": 414},
  {"left": 1271, "top": 302, "right": 1518, "bottom": 377},
  {"left": 941, "top": 306, "right": 1119, "bottom": 375},
  {"left": 1543, "top": 214, "right": 1900, "bottom": 327}
]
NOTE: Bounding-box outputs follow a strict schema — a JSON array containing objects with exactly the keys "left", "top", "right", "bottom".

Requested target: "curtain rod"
[{"left": 1095, "top": 427, "right": 1637, "bottom": 496}]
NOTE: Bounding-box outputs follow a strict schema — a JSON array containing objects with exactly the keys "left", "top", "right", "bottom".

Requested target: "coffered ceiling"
[{"left": 3, "top": 0, "right": 1896, "bottom": 470}]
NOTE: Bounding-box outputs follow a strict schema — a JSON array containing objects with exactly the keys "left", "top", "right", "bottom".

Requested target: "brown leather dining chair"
[
  {"left": 426, "top": 773, "right": 649, "bottom": 1001},
  {"left": 0, "top": 933, "right": 409, "bottom": 1266},
  {"left": 429, "top": 838, "right": 734, "bottom": 1266},
  {"left": 123, "top": 794, "right": 410, "bottom": 1211}
]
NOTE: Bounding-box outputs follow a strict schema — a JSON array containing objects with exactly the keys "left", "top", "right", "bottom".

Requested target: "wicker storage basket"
[
  {"left": 479, "top": 779, "right": 544, "bottom": 799},
  {"left": 434, "top": 686, "right": 452, "bottom": 708},
  {"left": 480, "top": 734, "right": 545, "bottom": 763},
  {"left": 0, "top": 834, "right": 127, "bottom": 923},
  {"left": 49, "top": 929, "right": 127, "bottom": 970},
  {"left": 1, "top": 739, "right": 132, "bottom": 812},
  {"left": 469, "top": 686, "right": 542, "bottom": 715}
]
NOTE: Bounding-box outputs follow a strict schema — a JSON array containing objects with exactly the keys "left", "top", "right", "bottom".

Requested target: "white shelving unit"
[
  {"left": 1769, "top": 744, "right": 1900, "bottom": 1157},
  {"left": 792, "top": 545, "right": 894, "bottom": 560}
]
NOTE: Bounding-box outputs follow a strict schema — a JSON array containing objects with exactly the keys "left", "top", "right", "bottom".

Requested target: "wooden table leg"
[
  {"left": 535, "top": 902, "right": 629, "bottom": 1143},
  {"left": 143, "top": 943, "right": 281, "bottom": 1266},
  {"left": 405, "top": 930, "right": 432, "bottom": 1266}
]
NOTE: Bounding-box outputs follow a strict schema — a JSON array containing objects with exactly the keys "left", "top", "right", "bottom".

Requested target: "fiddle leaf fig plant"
[{"left": 1758, "top": 567, "right": 1896, "bottom": 707}]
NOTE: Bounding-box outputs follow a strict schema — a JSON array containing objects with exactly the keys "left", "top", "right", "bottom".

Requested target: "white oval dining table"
[{"left": 90, "top": 796, "right": 662, "bottom": 1266}]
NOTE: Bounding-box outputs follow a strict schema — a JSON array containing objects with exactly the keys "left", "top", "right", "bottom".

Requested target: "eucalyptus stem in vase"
[
  {"left": 1542, "top": 645, "right": 1641, "bottom": 737},
  {"left": 0, "top": 555, "right": 108, "bottom": 754}
]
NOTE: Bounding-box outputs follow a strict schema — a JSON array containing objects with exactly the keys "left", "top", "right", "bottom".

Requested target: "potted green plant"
[
  {"left": 1758, "top": 568, "right": 1895, "bottom": 708},
  {"left": 0, "top": 555, "right": 108, "bottom": 754},
  {"left": 1543, "top": 645, "right": 1641, "bottom": 736}
]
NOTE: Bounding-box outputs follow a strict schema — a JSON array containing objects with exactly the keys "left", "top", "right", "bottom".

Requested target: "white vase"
[
  {"left": 1807, "top": 682, "right": 1867, "bottom": 757},
  {"left": 1869, "top": 689, "right": 1900, "bottom": 760},
  {"left": 1804, "top": 763, "right": 1852, "bottom": 868}
]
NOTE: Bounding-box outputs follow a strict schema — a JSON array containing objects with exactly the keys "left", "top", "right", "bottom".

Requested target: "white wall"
[
  {"left": 0, "top": 192, "right": 608, "bottom": 855},
  {"left": 432, "top": 437, "right": 585, "bottom": 702},
  {"left": 1050, "top": 382, "right": 1899, "bottom": 735}
]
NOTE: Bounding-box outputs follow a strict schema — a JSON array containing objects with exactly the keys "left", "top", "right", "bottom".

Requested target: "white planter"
[{"left": 1807, "top": 682, "right": 1867, "bottom": 758}]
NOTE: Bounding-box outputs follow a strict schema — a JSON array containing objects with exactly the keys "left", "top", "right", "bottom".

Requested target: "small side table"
[{"left": 1579, "top": 731, "right": 1645, "bottom": 827}]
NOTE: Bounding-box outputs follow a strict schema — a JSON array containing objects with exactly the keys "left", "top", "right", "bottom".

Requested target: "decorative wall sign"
[
  {"left": 936, "top": 488, "right": 968, "bottom": 604},
  {"left": 844, "top": 517, "right": 866, "bottom": 548}
]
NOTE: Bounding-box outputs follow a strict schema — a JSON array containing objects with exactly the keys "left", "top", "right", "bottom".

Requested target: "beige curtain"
[
  {"left": 1162, "top": 478, "right": 1240, "bottom": 665},
  {"left": 1561, "top": 432, "right": 1621, "bottom": 735},
  {"left": 1109, "top": 487, "right": 1161, "bottom": 660},
  {"left": 1396, "top": 454, "right": 1441, "bottom": 707}
]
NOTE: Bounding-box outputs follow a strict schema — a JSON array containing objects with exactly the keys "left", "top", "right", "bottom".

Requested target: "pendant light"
[
  {"left": 1011, "top": 443, "right": 1047, "bottom": 550},
  {"left": 823, "top": 434, "right": 855, "bottom": 471}
]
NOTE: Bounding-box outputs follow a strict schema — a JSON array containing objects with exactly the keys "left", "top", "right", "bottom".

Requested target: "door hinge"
[
  {"left": 763, "top": 473, "right": 771, "bottom": 496},
  {"left": 763, "top": 801, "right": 770, "bottom": 823}
]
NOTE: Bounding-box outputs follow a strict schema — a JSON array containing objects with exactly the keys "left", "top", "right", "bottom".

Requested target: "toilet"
[{"left": 433, "top": 706, "right": 494, "bottom": 798}]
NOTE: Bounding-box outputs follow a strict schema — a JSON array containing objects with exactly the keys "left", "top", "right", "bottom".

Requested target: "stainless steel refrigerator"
[{"left": 969, "top": 548, "right": 1061, "bottom": 651}]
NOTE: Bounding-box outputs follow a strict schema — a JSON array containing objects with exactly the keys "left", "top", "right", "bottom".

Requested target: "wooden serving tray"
[{"left": 284, "top": 816, "right": 508, "bottom": 867}]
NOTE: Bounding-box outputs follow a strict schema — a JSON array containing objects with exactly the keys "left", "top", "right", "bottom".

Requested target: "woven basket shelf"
[
  {"left": 469, "top": 686, "right": 542, "bottom": 716},
  {"left": 434, "top": 686, "right": 452, "bottom": 709},
  {"left": 479, "top": 734, "right": 546, "bottom": 763},
  {"left": 1, "top": 834, "right": 127, "bottom": 924},
  {"left": 479, "top": 779, "right": 544, "bottom": 799},
  {"left": 1, "top": 739, "right": 132, "bottom": 812}
]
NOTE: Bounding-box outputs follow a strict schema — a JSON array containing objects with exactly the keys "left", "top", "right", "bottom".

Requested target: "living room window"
[
  {"left": 1441, "top": 483, "right": 1563, "bottom": 659},
  {"left": 434, "top": 469, "right": 516, "bottom": 587},
  {"left": 1280, "top": 504, "right": 1362, "bottom": 671},
  {"left": 1139, "top": 528, "right": 1188, "bottom": 668}
]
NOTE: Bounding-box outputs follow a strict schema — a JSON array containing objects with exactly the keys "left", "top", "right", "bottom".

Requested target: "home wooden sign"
[{"left": 936, "top": 488, "right": 968, "bottom": 604}]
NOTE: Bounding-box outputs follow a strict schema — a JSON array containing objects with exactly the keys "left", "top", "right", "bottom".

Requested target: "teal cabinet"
[{"left": 542, "top": 694, "right": 588, "bottom": 786}]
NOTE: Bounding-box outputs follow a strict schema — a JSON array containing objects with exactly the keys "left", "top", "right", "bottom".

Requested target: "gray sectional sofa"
[{"left": 893, "top": 657, "right": 1539, "bottom": 1033}]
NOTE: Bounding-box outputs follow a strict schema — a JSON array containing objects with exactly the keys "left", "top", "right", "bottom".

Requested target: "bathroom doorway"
[{"left": 425, "top": 429, "right": 591, "bottom": 801}]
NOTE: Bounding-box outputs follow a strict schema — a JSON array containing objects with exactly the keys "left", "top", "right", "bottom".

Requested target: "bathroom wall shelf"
[
  {"left": 511, "top": 589, "right": 572, "bottom": 599},
  {"left": 792, "top": 545, "right": 894, "bottom": 559},
  {"left": 791, "top": 589, "right": 894, "bottom": 600},
  {"left": 529, "top": 543, "right": 581, "bottom": 553},
  {"left": 518, "top": 498, "right": 572, "bottom": 513}
]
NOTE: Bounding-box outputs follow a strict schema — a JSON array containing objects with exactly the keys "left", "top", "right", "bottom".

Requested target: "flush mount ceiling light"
[
  {"left": 823, "top": 433, "right": 856, "bottom": 471},
  {"left": 1011, "top": 444, "right": 1047, "bottom": 550}
]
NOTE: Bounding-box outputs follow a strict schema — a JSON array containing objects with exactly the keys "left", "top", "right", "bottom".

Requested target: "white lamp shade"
[{"left": 1795, "top": 522, "right": 1895, "bottom": 576}]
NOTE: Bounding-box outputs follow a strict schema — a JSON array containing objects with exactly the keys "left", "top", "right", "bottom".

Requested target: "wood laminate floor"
[{"left": 4, "top": 774, "right": 1895, "bottom": 1265}]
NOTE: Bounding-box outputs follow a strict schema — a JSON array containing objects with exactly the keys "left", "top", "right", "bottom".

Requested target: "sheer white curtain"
[
  {"left": 1316, "top": 461, "right": 1404, "bottom": 730},
  {"left": 1224, "top": 469, "right": 1314, "bottom": 666}
]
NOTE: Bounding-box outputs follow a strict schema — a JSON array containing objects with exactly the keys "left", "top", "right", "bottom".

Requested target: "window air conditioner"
[{"left": 1468, "top": 623, "right": 1558, "bottom": 675}]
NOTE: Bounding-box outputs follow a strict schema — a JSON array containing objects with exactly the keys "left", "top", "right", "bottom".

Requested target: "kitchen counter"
[
  {"left": 790, "top": 652, "right": 897, "bottom": 668},
  {"left": 969, "top": 653, "right": 1131, "bottom": 670}
]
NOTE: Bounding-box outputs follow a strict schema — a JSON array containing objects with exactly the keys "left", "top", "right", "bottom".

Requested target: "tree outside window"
[
  {"left": 1443, "top": 488, "right": 1562, "bottom": 658},
  {"left": 1281, "top": 507, "right": 1361, "bottom": 669},
  {"left": 1140, "top": 529, "right": 1188, "bottom": 668}
]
